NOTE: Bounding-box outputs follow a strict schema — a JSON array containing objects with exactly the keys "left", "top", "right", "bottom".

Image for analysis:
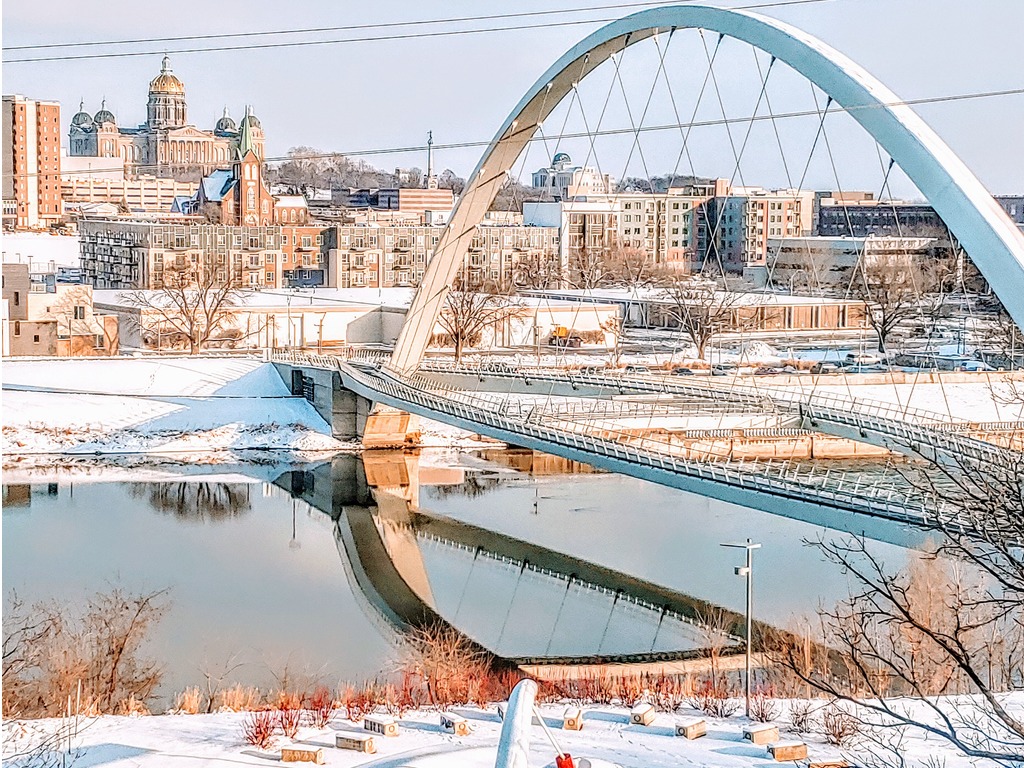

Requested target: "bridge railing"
[
  {"left": 413, "top": 360, "right": 1019, "bottom": 462},
  {"left": 344, "top": 362, "right": 949, "bottom": 524},
  {"left": 274, "top": 351, "right": 991, "bottom": 524}
]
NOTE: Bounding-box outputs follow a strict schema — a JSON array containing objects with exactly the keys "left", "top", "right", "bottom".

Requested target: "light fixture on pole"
[{"left": 720, "top": 538, "right": 761, "bottom": 718}]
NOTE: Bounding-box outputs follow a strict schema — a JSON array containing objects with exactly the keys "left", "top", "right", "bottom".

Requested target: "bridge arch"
[{"left": 390, "top": 3, "right": 1024, "bottom": 371}]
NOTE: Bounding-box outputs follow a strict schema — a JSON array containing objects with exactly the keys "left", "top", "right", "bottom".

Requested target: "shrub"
[
  {"left": 748, "top": 686, "right": 781, "bottom": 723},
  {"left": 688, "top": 676, "right": 740, "bottom": 719},
  {"left": 306, "top": 686, "right": 336, "bottom": 729},
  {"left": 400, "top": 623, "right": 491, "bottom": 708},
  {"left": 277, "top": 706, "right": 301, "bottom": 739},
  {"left": 788, "top": 700, "right": 817, "bottom": 734},
  {"left": 214, "top": 684, "right": 262, "bottom": 712},
  {"left": 821, "top": 704, "right": 860, "bottom": 745},
  {"left": 242, "top": 710, "right": 276, "bottom": 750},
  {"left": 341, "top": 684, "right": 381, "bottom": 722},
  {"left": 172, "top": 687, "right": 202, "bottom": 715},
  {"left": 116, "top": 694, "right": 150, "bottom": 717}
]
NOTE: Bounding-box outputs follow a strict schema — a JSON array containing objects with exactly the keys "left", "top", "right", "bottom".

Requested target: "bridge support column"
[
  {"left": 274, "top": 362, "right": 419, "bottom": 448},
  {"left": 361, "top": 404, "right": 421, "bottom": 450}
]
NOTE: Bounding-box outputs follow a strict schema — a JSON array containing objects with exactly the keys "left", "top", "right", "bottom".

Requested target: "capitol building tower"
[
  {"left": 69, "top": 55, "right": 264, "bottom": 179},
  {"left": 147, "top": 55, "right": 187, "bottom": 129}
]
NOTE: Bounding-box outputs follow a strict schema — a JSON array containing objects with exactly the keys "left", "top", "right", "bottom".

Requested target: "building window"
[
  {"left": 73, "top": 306, "right": 85, "bottom": 320},
  {"left": 33, "top": 334, "right": 40, "bottom": 343},
  {"left": 13, "top": 321, "right": 20, "bottom": 336},
  {"left": 13, "top": 291, "right": 20, "bottom": 307}
]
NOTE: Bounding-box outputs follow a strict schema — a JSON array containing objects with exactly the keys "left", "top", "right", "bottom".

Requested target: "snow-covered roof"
[
  {"left": 523, "top": 287, "right": 863, "bottom": 307},
  {"left": 199, "top": 169, "right": 235, "bottom": 202},
  {"left": 93, "top": 287, "right": 620, "bottom": 312},
  {"left": 274, "top": 195, "right": 308, "bottom": 208}
]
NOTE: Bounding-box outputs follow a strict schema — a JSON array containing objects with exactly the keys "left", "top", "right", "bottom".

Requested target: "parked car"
[
  {"left": 624, "top": 364, "right": 650, "bottom": 374},
  {"left": 811, "top": 362, "right": 842, "bottom": 374},
  {"left": 670, "top": 367, "right": 694, "bottom": 376},
  {"left": 576, "top": 365, "right": 606, "bottom": 376},
  {"left": 710, "top": 365, "right": 729, "bottom": 377},
  {"left": 841, "top": 363, "right": 887, "bottom": 374},
  {"left": 754, "top": 366, "right": 782, "bottom": 376},
  {"left": 845, "top": 352, "right": 884, "bottom": 365}
]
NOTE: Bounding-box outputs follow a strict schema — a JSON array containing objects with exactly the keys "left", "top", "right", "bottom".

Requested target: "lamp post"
[{"left": 721, "top": 538, "right": 761, "bottom": 717}]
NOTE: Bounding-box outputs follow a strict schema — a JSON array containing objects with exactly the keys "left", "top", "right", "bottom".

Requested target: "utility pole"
[{"left": 721, "top": 538, "right": 761, "bottom": 717}]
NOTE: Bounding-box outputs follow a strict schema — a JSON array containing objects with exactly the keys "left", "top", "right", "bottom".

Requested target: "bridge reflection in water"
[{"left": 274, "top": 450, "right": 750, "bottom": 667}]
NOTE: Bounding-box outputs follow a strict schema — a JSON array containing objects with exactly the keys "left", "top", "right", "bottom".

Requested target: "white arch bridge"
[{"left": 279, "top": 5, "right": 1022, "bottom": 527}]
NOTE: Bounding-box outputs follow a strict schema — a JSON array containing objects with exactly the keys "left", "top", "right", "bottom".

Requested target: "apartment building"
[
  {"left": 325, "top": 223, "right": 560, "bottom": 290},
  {"left": 815, "top": 194, "right": 947, "bottom": 237},
  {"left": 2, "top": 95, "right": 62, "bottom": 230},
  {"left": 2, "top": 262, "right": 118, "bottom": 356},
  {"left": 766, "top": 235, "right": 945, "bottom": 291}
]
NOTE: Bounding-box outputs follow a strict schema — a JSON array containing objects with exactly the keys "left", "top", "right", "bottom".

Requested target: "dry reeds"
[
  {"left": 171, "top": 687, "right": 202, "bottom": 715},
  {"left": 214, "top": 684, "right": 263, "bottom": 712}
]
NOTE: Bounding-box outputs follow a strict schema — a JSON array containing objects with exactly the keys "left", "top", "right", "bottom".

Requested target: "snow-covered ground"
[
  {"left": 1, "top": 357, "right": 496, "bottom": 456},
  {"left": 1, "top": 231, "right": 80, "bottom": 268},
  {"left": 6, "top": 698, "right": 1012, "bottom": 768},
  {"left": 763, "top": 379, "right": 1024, "bottom": 422},
  {"left": 1, "top": 358, "right": 343, "bottom": 455}
]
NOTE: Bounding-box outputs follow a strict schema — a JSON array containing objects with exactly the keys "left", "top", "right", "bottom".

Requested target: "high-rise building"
[{"left": 2, "top": 95, "right": 62, "bottom": 229}]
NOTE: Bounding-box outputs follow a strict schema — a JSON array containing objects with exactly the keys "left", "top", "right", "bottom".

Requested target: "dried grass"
[
  {"left": 214, "top": 684, "right": 263, "bottom": 712},
  {"left": 172, "top": 687, "right": 202, "bottom": 715}
]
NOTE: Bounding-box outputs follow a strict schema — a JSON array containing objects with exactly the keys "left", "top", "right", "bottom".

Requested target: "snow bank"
[
  {"left": 5, "top": 698, "right": 1009, "bottom": 768},
  {"left": 2, "top": 358, "right": 345, "bottom": 455}
]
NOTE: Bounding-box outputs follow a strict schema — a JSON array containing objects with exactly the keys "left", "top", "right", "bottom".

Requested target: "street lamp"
[{"left": 720, "top": 538, "right": 761, "bottom": 717}]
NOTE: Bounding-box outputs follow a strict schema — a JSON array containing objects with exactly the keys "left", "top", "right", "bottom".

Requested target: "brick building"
[
  {"left": 2, "top": 95, "right": 62, "bottom": 230},
  {"left": 2, "top": 262, "right": 118, "bottom": 355},
  {"left": 324, "top": 223, "right": 560, "bottom": 290}
]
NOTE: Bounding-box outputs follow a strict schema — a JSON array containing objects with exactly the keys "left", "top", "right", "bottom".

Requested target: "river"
[{"left": 2, "top": 449, "right": 921, "bottom": 708}]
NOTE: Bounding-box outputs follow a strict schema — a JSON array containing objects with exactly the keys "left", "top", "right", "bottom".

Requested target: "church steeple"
[{"left": 237, "top": 105, "right": 256, "bottom": 159}]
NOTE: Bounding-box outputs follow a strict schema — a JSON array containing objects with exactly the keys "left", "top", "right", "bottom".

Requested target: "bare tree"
[
  {"left": 605, "top": 244, "right": 661, "bottom": 290},
  {"left": 852, "top": 253, "right": 953, "bottom": 353},
  {"left": 775, "top": 450, "right": 1024, "bottom": 764},
  {"left": 657, "top": 275, "right": 755, "bottom": 360},
  {"left": 435, "top": 283, "right": 523, "bottom": 364},
  {"left": 199, "top": 202, "right": 221, "bottom": 224},
  {"left": 123, "top": 260, "right": 245, "bottom": 354},
  {"left": 512, "top": 249, "right": 565, "bottom": 290},
  {"left": 567, "top": 244, "right": 618, "bottom": 291},
  {"left": 438, "top": 169, "right": 466, "bottom": 196},
  {"left": 3, "top": 587, "right": 169, "bottom": 718}
]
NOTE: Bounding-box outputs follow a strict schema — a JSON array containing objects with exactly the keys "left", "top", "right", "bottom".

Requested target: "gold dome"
[{"left": 149, "top": 55, "right": 185, "bottom": 95}]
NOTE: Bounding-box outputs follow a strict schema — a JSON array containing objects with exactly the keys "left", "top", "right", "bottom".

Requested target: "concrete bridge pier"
[{"left": 273, "top": 362, "right": 419, "bottom": 448}]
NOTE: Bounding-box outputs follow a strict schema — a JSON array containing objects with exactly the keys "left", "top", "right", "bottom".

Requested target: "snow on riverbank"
[
  {"left": 2, "top": 358, "right": 345, "bottom": 455},
  {"left": 1, "top": 357, "right": 497, "bottom": 456},
  {"left": 6, "top": 697, "right": 1013, "bottom": 768}
]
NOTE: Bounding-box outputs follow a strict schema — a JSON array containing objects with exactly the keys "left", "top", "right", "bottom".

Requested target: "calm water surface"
[{"left": 2, "top": 450, "right": 920, "bottom": 707}]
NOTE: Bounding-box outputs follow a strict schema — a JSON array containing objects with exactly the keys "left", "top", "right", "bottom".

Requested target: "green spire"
[{"left": 237, "top": 104, "right": 255, "bottom": 160}]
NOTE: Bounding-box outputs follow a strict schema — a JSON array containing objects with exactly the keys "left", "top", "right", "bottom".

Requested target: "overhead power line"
[
  {"left": 3, "top": 1, "right": 721, "bottom": 51},
  {"left": 4, "top": 0, "right": 832, "bottom": 64},
  {"left": 10, "top": 85, "right": 1023, "bottom": 181}
]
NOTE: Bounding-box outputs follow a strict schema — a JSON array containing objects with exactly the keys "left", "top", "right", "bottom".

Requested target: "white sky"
[{"left": 3, "top": 0, "right": 1022, "bottom": 194}]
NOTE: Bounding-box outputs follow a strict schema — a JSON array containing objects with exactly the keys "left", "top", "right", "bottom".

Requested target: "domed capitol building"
[{"left": 68, "top": 56, "right": 265, "bottom": 178}]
